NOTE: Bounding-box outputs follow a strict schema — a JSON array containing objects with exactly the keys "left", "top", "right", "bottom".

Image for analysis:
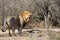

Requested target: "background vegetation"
[{"left": 0, "top": 0, "right": 60, "bottom": 29}]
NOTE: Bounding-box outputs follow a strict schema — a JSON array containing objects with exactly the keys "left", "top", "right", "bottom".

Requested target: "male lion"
[{"left": 2, "top": 11, "right": 32, "bottom": 36}]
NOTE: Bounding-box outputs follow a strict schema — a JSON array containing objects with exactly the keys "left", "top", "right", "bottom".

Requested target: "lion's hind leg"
[
  {"left": 12, "top": 26, "right": 16, "bottom": 36},
  {"left": 8, "top": 26, "right": 12, "bottom": 36}
]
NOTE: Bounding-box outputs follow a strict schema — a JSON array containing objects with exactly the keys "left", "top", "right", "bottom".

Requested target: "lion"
[{"left": 2, "top": 11, "right": 32, "bottom": 36}]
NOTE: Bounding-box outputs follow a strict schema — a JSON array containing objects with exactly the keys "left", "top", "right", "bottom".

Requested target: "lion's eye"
[{"left": 27, "top": 18, "right": 29, "bottom": 19}]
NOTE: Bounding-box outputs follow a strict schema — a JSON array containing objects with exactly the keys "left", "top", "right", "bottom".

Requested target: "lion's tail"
[{"left": 2, "top": 19, "right": 7, "bottom": 32}]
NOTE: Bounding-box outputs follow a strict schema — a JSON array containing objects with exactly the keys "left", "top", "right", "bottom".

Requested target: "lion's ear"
[
  {"left": 29, "top": 12, "right": 32, "bottom": 14},
  {"left": 17, "top": 15, "right": 19, "bottom": 17}
]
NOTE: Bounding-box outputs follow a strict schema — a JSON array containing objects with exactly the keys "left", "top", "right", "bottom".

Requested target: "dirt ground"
[{"left": 0, "top": 29, "right": 60, "bottom": 40}]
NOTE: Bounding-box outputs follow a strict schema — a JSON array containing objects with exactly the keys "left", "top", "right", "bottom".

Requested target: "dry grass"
[
  {"left": 0, "top": 29, "right": 59, "bottom": 40},
  {"left": 0, "top": 21, "right": 60, "bottom": 40}
]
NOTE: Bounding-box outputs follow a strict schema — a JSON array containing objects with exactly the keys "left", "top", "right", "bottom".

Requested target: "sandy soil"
[
  {"left": 0, "top": 29, "right": 43, "bottom": 40},
  {"left": 0, "top": 29, "right": 60, "bottom": 40}
]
